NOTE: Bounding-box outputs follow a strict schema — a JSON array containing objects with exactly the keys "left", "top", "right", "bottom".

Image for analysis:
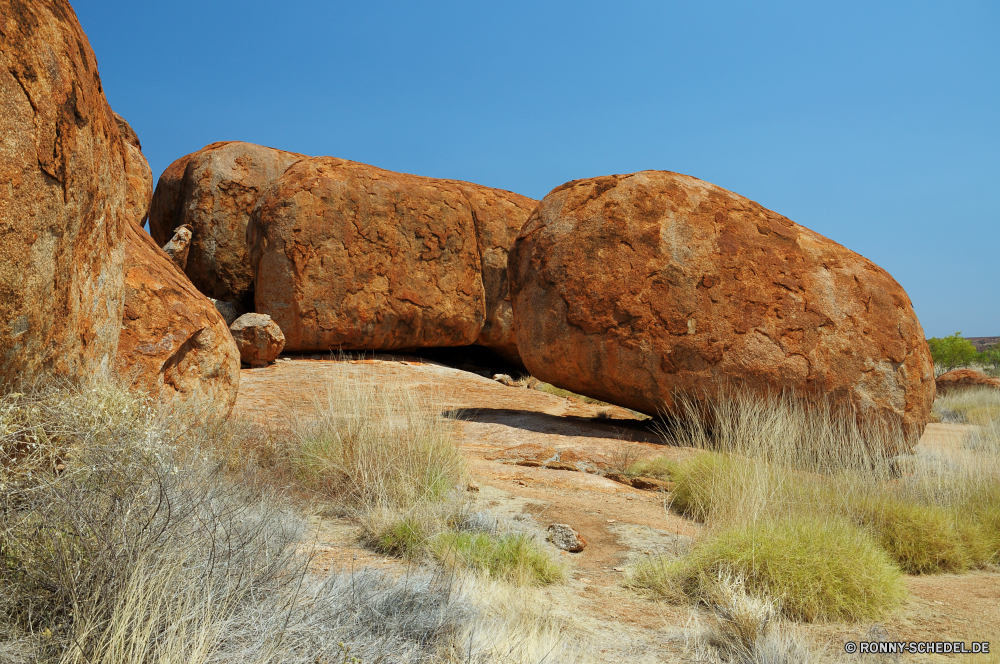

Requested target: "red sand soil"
[{"left": 235, "top": 356, "right": 1000, "bottom": 662}]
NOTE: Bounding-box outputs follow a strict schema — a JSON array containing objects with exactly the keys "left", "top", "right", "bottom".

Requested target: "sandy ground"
[{"left": 235, "top": 355, "right": 1000, "bottom": 662}]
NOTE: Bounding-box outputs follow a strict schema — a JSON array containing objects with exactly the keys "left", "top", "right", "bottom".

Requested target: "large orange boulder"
[
  {"left": 248, "top": 157, "right": 536, "bottom": 357},
  {"left": 509, "top": 171, "right": 935, "bottom": 442},
  {"left": 935, "top": 369, "right": 1000, "bottom": 394},
  {"left": 148, "top": 142, "right": 306, "bottom": 307},
  {"left": 116, "top": 221, "right": 240, "bottom": 417},
  {"left": 0, "top": 0, "right": 131, "bottom": 385}
]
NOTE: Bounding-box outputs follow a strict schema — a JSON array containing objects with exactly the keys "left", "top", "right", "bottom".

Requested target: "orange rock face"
[
  {"left": 248, "top": 157, "right": 536, "bottom": 356},
  {"left": 0, "top": 0, "right": 130, "bottom": 384},
  {"left": 116, "top": 221, "right": 240, "bottom": 418},
  {"left": 935, "top": 369, "right": 1000, "bottom": 394},
  {"left": 509, "top": 171, "right": 935, "bottom": 442},
  {"left": 116, "top": 113, "right": 153, "bottom": 227},
  {"left": 148, "top": 142, "right": 306, "bottom": 307}
]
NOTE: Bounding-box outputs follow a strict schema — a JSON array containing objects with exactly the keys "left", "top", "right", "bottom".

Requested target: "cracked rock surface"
[
  {"left": 148, "top": 141, "right": 306, "bottom": 308},
  {"left": 248, "top": 157, "right": 535, "bottom": 358},
  {"left": 509, "top": 170, "right": 935, "bottom": 444},
  {"left": 0, "top": 0, "right": 132, "bottom": 384}
]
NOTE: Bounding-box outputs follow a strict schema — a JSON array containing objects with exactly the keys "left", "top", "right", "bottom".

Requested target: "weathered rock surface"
[
  {"left": 449, "top": 183, "right": 536, "bottom": 365},
  {"left": 116, "top": 221, "right": 240, "bottom": 417},
  {"left": 162, "top": 224, "right": 192, "bottom": 269},
  {"left": 0, "top": 0, "right": 131, "bottom": 385},
  {"left": 509, "top": 171, "right": 935, "bottom": 443},
  {"left": 249, "top": 157, "right": 536, "bottom": 356},
  {"left": 148, "top": 142, "right": 306, "bottom": 307},
  {"left": 115, "top": 113, "right": 153, "bottom": 226},
  {"left": 114, "top": 112, "right": 142, "bottom": 150},
  {"left": 230, "top": 313, "right": 285, "bottom": 367},
  {"left": 935, "top": 369, "right": 1000, "bottom": 394},
  {"left": 211, "top": 299, "right": 246, "bottom": 327},
  {"left": 547, "top": 524, "right": 587, "bottom": 552}
]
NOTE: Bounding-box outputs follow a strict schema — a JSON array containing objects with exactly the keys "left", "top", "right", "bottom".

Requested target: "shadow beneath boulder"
[{"left": 442, "top": 407, "right": 669, "bottom": 444}]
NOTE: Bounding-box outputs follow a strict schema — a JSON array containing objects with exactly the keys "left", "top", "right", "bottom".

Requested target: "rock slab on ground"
[
  {"left": 230, "top": 313, "right": 285, "bottom": 367},
  {"left": 935, "top": 369, "right": 1000, "bottom": 394},
  {"left": 148, "top": 141, "right": 306, "bottom": 307},
  {"left": 248, "top": 157, "right": 536, "bottom": 358},
  {"left": 116, "top": 221, "right": 240, "bottom": 418},
  {"left": 509, "top": 171, "right": 935, "bottom": 444},
  {"left": 0, "top": 0, "right": 131, "bottom": 384}
]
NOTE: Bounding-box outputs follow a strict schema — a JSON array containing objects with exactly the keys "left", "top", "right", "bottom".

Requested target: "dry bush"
[
  {"left": 0, "top": 378, "right": 587, "bottom": 664},
  {"left": 672, "top": 573, "right": 828, "bottom": 664},
  {"left": 282, "top": 375, "right": 466, "bottom": 510}
]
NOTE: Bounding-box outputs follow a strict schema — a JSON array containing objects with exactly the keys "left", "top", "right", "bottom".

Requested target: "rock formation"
[
  {"left": 148, "top": 142, "right": 306, "bottom": 308},
  {"left": 162, "top": 225, "right": 193, "bottom": 269},
  {"left": 248, "top": 157, "right": 536, "bottom": 357},
  {"left": 117, "top": 113, "right": 153, "bottom": 227},
  {"left": 450, "top": 183, "right": 537, "bottom": 365},
  {"left": 509, "top": 171, "right": 935, "bottom": 443},
  {"left": 935, "top": 369, "right": 1000, "bottom": 394},
  {"left": 211, "top": 299, "right": 246, "bottom": 327},
  {"left": 0, "top": 0, "right": 131, "bottom": 385},
  {"left": 230, "top": 313, "right": 285, "bottom": 367},
  {"left": 116, "top": 221, "right": 240, "bottom": 418}
]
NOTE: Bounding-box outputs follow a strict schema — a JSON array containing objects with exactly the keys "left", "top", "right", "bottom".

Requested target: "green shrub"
[
  {"left": 957, "top": 487, "right": 1000, "bottom": 566},
  {"left": 979, "top": 346, "right": 1000, "bottom": 375},
  {"left": 668, "top": 452, "right": 770, "bottom": 522},
  {"left": 431, "top": 531, "right": 565, "bottom": 586},
  {"left": 628, "top": 515, "right": 905, "bottom": 622},
  {"left": 928, "top": 332, "right": 978, "bottom": 371},
  {"left": 850, "top": 496, "right": 974, "bottom": 574},
  {"left": 625, "top": 455, "right": 678, "bottom": 480},
  {"left": 372, "top": 516, "right": 427, "bottom": 558}
]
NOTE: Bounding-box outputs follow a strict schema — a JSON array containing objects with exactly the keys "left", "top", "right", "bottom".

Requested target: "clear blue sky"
[{"left": 75, "top": 1, "right": 999, "bottom": 339}]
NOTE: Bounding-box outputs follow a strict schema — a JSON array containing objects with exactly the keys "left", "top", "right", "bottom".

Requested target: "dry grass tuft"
[
  {"left": 933, "top": 387, "right": 1000, "bottom": 425},
  {"left": 627, "top": 389, "right": 1000, "bottom": 621},
  {"left": 286, "top": 375, "right": 466, "bottom": 509}
]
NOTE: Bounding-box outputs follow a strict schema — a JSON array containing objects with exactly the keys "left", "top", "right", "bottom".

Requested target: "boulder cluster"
[{"left": 0, "top": 0, "right": 937, "bottom": 442}]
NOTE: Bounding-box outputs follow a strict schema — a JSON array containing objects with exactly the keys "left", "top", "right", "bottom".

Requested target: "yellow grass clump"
[{"left": 626, "top": 389, "right": 1000, "bottom": 621}]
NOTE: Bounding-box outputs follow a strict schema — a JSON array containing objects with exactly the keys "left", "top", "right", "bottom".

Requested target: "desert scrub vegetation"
[
  {"left": 627, "top": 515, "right": 905, "bottom": 622},
  {"left": 625, "top": 391, "right": 1000, "bottom": 622},
  {"left": 432, "top": 531, "right": 566, "bottom": 586},
  {"left": 0, "top": 378, "right": 590, "bottom": 664},
  {"left": 675, "top": 573, "right": 830, "bottom": 664},
  {"left": 933, "top": 386, "right": 1000, "bottom": 424},
  {"left": 282, "top": 375, "right": 466, "bottom": 509}
]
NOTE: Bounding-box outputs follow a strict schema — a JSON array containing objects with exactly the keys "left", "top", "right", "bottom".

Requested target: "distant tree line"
[{"left": 927, "top": 332, "right": 1000, "bottom": 373}]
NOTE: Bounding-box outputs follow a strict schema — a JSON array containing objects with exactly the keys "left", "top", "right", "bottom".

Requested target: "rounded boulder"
[
  {"left": 230, "top": 313, "right": 285, "bottom": 367},
  {"left": 116, "top": 221, "right": 240, "bottom": 418},
  {"left": 248, "top": 156, "right": 535, "bottom": 356},
  {"left": 509, "top": 171, "right": 935, "bottom": 444},
  {"left": 148, "top": 141, "right": 306, "bottom": 307},
  {"left": 935, "top": 369, "right": 1000, "bottom": 395}
]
